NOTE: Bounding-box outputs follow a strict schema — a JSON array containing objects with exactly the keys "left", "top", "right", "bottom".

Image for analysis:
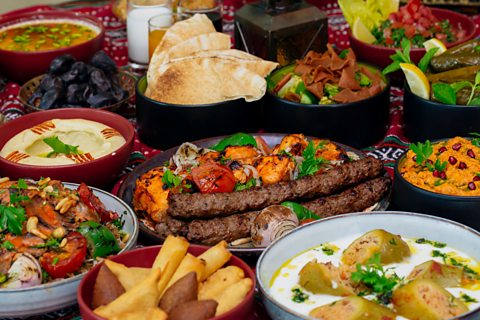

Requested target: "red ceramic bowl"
[
  {"left": 0, "top": 108, "right": 134, "bottom": 187},
  {"left": 78, "top": 245, "right": 256, "bottom": 320},
  {"left": 0, "top": 11, "right": 105, "bottom": 83},
  {"left": 349, "top": 8, "right": 477, "bottom": 72}
]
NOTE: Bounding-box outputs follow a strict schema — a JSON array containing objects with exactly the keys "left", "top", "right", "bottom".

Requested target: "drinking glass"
[
  {"left": 178, "top": 0, "right": 223, "bottom": 32},
  {"left": 127, "top": 0, "right": 171, "bottom": 71},
  {"left": 148, "top": 12, "right": 191, "bottom": 59}
]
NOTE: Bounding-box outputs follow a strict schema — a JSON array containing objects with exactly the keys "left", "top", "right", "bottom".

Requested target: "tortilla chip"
[{"left": 147, "top": 57, "right": 267, "bottom": 104}]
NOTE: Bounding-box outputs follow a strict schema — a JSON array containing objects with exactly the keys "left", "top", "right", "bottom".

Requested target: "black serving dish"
[
  {"left": 404, "top": 84, "right": 480, "bottom": 142},
  {"left": 392, "top": 151, "right": 480, "bottom": 231},
  {"left": 136, "top": 76, "right": 261, "bottom": 149},
  {"left": 262, "top": 65, "right": 390, "bottom": 149}
]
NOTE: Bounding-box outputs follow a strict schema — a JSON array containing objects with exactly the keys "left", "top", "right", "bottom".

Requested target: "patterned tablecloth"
[{"left": 0, "top": 1, "right": 479, "bottom": 319}]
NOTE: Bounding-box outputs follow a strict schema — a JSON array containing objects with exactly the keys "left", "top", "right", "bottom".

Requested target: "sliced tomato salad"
[{"left": 372, "top": 0, "right": 466, "bottom": 48}]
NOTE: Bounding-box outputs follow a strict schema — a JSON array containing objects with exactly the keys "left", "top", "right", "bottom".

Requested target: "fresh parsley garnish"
[
  {"left": 431, "top": 250, "right": 478, "bottom": 276},
  {"left": 43, "top": 136, "right": 80, "bottom": 158},
  {"left": 234, "top": 178, "right": 257, "bottom": 191},
  {"left": 409, "top": 140, "right": 434, "bottom": 167},
  {"left": 298, "top": 141, "right": 328, "bottom": 178},
  {"left": 1, "top": 240, "right": 14, "bottom": 251},
  {"left": 0, "top": 193, "right": 27, "bottom": 235},
  {"left": 470, "top": 132, "right": 480, "bottom": 148},
  {"left": 162, "top": 169, "right": 182, "bottom": 189},
  {"left": 415, "top": 238, "right": 447, "bottom": 248},
  {"left": 13, "top": 178, "right": 28, "bottom": 190},
  {"left": 460, "top": 293, "right": 478, "bottom": 303},
  {"left": 291, "top": 287, "right": 309, "bottom": 303},
  {"left": 321, "top": 244, "right": 336, "bottom": 256},
  {"left": 351, "top": 253, "right": 401, "bottom": 304}
]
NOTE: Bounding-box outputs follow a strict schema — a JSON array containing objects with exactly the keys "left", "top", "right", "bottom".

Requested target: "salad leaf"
[
  {"left": 0, "top": 199, "right": 26, "bottom": 236},
  {"left": 43, "top": 136, "right": 80, "bottom": 157},
  {"left": 450, "top": 81, "right": 472, "bottom": 93},
  {"left": 468, "top": 97, "right": 480, "bottom": 106},
  {"left": 432, "top": 83, "right": 456, "bottom": 105},
  {"left": 298, "top": 141, "right": 328, "bottom": 178},
  {"left": 418, "top": 47, "right": 439, "bottom": 72},
  {"left": 281, "top": 201, "right": 320, "bottom": 221},
  {"left": 210, "top": 133, "right": 257, "bottom": 151},
  {"left": 324, "top": 83, "right": 340, "bottom": 97}
]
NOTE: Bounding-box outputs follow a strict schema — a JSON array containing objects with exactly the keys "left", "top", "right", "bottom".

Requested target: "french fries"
[
  {"left": 90, "top": 235, "right": 253, "bottom": 320},
  {"left": 198, "top": 240, "right": 232, "bottom": 280}
]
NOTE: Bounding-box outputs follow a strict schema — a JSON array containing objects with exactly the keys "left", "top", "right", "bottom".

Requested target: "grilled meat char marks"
[
  {"left": 167, "top": 156, "right": 383, "bottom": 219},
  {"left": 157, "top": 175, "right": 390, "bottom": 245}
]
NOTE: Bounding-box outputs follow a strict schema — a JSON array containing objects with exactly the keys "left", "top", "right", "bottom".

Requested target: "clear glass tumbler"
[
  {"left": 177, "top": 0, "right": 222, "bottom": 32},
  {"left": 127, "top": 0, "right": 171, "bottom": 70}
]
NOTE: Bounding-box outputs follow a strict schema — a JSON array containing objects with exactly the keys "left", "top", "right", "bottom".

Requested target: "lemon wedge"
[
  {"left": 400, "top": 63, "right": 430, "bottom": 99},
  {"left": 423, "top": 38, "right": 447, "bottom": 56},
  {"left": 352, "top": 17, "right": 376, "bottom": 44}
]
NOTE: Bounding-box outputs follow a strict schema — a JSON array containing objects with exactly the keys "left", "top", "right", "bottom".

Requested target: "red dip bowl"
[
  {"left": 78, "top": 245, "right": 256, "bottom": 320},
  {"left": 0, "top": 11, "right": 105, "bottom": 83},
  {"left": 0, "top": 108, "right": 134, "bottom": 188}
]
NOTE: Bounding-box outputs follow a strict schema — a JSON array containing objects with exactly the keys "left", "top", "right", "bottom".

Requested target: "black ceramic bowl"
[
  {"left": 392, "top": 148, "right": 480, "bottom": 231},
  {"left": 262, "top": 65, "right": 390, "bottom": 149},
  {"left": 404, "top": 84, "right": 480, "bottom": 142},
  {"left": 135, "top": 76, "right": 261, "bottom": 149}
]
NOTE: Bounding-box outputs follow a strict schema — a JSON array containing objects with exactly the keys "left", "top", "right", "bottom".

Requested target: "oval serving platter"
[{"left": 117, "top": 133, "right": 390, "bottom": 257}]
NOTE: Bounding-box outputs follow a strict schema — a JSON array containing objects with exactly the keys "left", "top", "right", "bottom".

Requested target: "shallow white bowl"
[
  {"left": 0, "top": 183, "right": 139, "bottom": 318},
  {"left": 257, "top": 211, "right": 480, "bottom": 320}
]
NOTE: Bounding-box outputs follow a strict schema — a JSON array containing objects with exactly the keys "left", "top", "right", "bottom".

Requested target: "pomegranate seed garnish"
[
  {"left": 440, "top": 171, "right": 447, "bottom": 179},
  {"left": 452, "top": 143, "right": 462, "bottom": 151},
  {"left": 448, "top": 156, "right": 457, "bottom": 165},
  {"left": 474, "top": 176, "right": 480, "bottom": 182},
  {"left": 458, "top": 162, "right": 467, "bottom": 170},
  {"left": 412, "top": 155, "right": 417, "bottom": 162},
  {"left": 438, "top": 146, "right": 447, "bottom": 153},
  {"left": 467, "top": 149, "right": 475, "bottom": 159},
  {"left": 427, "top": 159, "right": 433, "bottom": 165},
  {"left": 433, "top": 170, "right": 440, "bottom": 177},
  {"left": 468, "top": 182, "right": 476, "bottom": 190}
]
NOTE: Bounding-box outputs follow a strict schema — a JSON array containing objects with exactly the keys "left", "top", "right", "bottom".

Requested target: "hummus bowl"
[
  {"left": 257, "top": 211, "right": 480, "bottom": 320},
  {"left": 0, "top": 108, "right": 134, "bottom": 187},
  {"left": 0, "top": 182, "right": 139, "bottom": 318}
]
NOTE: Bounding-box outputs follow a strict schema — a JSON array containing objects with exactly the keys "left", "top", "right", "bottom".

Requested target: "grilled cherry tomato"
[
  {"left": 78, "top": 183, "right": 118, "bottom": 222},
  {"left": 191, "top": 163, "right": 236, "bottom": 193},
  {"left": 40, "top": 232, "right": 87, "bottom": 279}
]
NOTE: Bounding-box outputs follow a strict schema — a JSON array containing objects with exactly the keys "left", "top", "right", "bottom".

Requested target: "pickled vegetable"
[
  {"left": 342, "top": 229, "right": 411, "bottom": 265},
  {"left": 427, "top": 65, "right": 480, "bottom": 84},
  {"left": 298, "top": 260, "right": 356, "bottom": 296},
  {"left": 430, "top": 53, "right": 480, "bottom": 73},
  {"left": 392, "top": 279, "right": 468, "bottom": 320},
  {"left": 309, "top": 296, "right": 397, "bottom": 320},
  {"left": 440, "top": 39, "right": 480, "bottom": 56},
  {"left": 407, "top": 260, "right": 464, "bottom": 288}
]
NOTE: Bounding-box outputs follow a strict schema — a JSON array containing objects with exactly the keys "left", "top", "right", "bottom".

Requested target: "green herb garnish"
[
  {"left": 383, "top": 39, "right": 438, "bottom": 75},
  {"left": 162, "top": 170, "right": 182, "bottom": 189},
  {"left": 320, "top": 244, "right": 337, "bottom": 256},
  {"left": 210, "top": 133, "right": 257, "bottom": 152},
  {"left": 356, "top": 72, "right": 372, "bottom": 87},
  {"left": 415, "top": 238, "right": 447, "bottom": 248},
  {"left": 52, "top": 257, "right": 59, "bottom": 266},
  {"left": 432, "top": 82, "right": 456, "bottom": 105},
  {"left": 431, "top": 250, "right": 478, "bottom": 276},
  {"left": 281, "top": 201, "right": 320, "bottom": 221},
  {"left": 1, "top": 240, "right": 14, "bottom": 251},
  {"left": 471, "top": 132, "right": 480, "bottom": 148},
  {"left": 460, "top": 293, "right": 478, "bottom": 303},
  {"left": 409, "top": 140, "right": 433, "bottom": 165},
  {"left": 31, "top": 238, "right": 60, "bottom": 249},
  {"left": 298, "top": 141, "right": 328, "bottom": 178},
  {"left": 0, "top": 192, "right": 27, "bottom": 235},
  {"left": 291, "top": 287, "right": 309, "bottom": 303},
  {"left": 43, "top": 136, "right": 80, "bottom": 158},
  {"left": 234, "top": 178, "right": 257, "bottom": 191},
  {"left": 351, "top": 253, "right": 401, "bottom": 304}
]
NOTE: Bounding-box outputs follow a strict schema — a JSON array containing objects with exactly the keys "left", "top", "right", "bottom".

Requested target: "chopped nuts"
[
  {"left": 38, "top": 177, "right": 51, "bottom": 186},
  {"left": 55, "top": 197, "right": 69, "bottom": 211},
  {"left": 52, "top": 227, "right": 67, "bottom": 239},
  {"left": 26, "top": 216, "right": 47, "bottom": 239},
  {"left": 60, "top": 238, "right": 67, "bottom": 248},
  {"left": 43, "top": 185, "right": 54, "bottom": 193}
]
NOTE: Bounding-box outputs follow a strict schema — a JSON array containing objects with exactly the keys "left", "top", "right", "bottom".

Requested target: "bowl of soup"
[
  {"left": 0, "top": 11, "right": 104, "bottom": 83},
  {"left": 0, "top": 108, "right": 134, "bottom": 187}
]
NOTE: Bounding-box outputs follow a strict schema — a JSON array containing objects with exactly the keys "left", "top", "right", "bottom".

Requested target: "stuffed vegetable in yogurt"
[
  {"left": 270, "top": 229, "right": 480, "bottom": 320},
  {"left": 268, "top": 45, "right": 386, "bottom": 104}
]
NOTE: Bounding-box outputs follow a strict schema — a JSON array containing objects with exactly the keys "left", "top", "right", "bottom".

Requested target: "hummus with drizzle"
[{"left": 0, "top": 119, "right": 126, "bottom": 166}]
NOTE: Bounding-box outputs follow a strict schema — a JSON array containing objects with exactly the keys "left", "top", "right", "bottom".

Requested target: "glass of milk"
[{"left": 127, "top": 0, "right": 171, "bottom": 71}]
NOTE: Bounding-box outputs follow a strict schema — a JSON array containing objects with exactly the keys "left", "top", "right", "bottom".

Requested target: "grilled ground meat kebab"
[
  {"left": 167, "top": 156, "right": 383, "bottom": 219},
  {"left": 157, "top": 176, "right": 390, "bottom": 245}
]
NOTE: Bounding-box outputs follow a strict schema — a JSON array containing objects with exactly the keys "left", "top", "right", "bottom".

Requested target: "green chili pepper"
[{"left": 78, "top": 221, "right": 120, "bottom": 258}]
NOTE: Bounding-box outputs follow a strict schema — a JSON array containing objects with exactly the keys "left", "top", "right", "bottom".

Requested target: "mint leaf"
[
  {"left": 468, "top": 97, "right": 480, "bottom": 106},
  {"left": 418, "top": 47, "right": 439, "bottom": 73},
  {"left": 43, "top": 136, "right": 79, "bottom": 157},
  {"left": 382, "top": 61, "right": 401, "bottom": 75},
  {"left": 432, "top": 83, "right": 456, "bottom": 105},
  {"left": 450, "top": 81, "right": 472, "bottom": 93}
]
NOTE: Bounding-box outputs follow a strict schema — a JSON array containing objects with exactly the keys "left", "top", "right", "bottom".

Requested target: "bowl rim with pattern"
[
  {"left": 256, "top": 211, "right": 480, "bottom": 320},
  {"left": 0, "top": 108, "right": 134, "bottom": 187},
  {"left": 0, "top": 182, "right": 139, "bottom": 318},
  {"left": 77, "top": 244, "right": 256, "bottom": 320}
]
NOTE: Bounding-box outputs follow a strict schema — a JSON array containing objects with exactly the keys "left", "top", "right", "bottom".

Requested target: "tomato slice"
[
  {"left": 40, "top": 232, "right": 87, "bottom": 279},
  {"left": 191, "top": 163, "right": 236, "bottom": 193}
]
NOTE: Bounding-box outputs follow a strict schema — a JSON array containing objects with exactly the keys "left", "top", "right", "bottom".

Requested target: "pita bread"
[
  {"left": 147, "top": 32, "right": 231, "bottom": 85},
  {"left": 147, "top": 57, "right": 267, "bottom": 104}
]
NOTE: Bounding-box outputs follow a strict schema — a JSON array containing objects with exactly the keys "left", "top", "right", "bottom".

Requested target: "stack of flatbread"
[{"left": 146, "top": 14, "right": 278, "bottom": 105}]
